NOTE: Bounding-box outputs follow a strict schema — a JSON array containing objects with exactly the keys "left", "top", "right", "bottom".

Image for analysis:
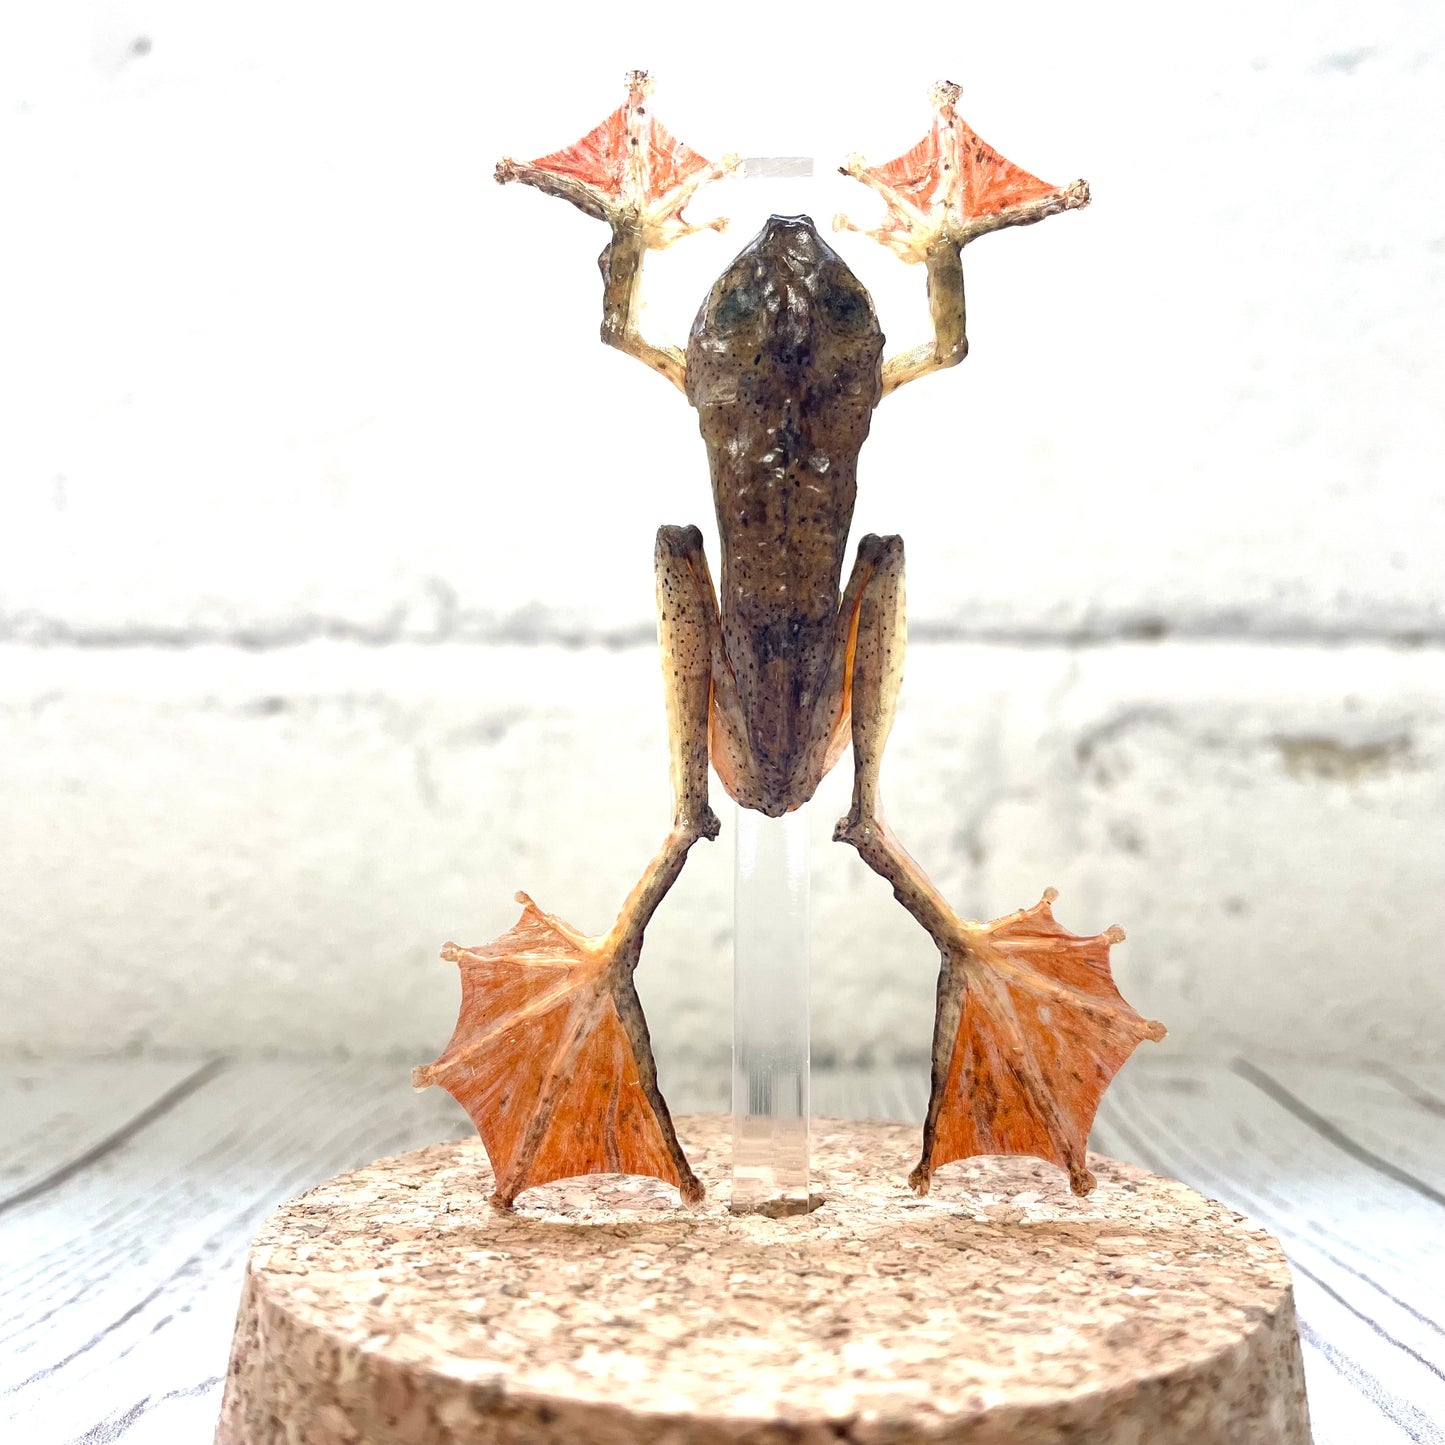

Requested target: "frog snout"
[
  {"left": 757, "top": 214, "right": 823, "bottom": 268},
  {"left": 761, "top": 213, "right": 820, "bottom": 240}
]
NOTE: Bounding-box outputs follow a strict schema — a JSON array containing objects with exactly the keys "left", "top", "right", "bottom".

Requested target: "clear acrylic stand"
[
  {"left": 731, "top": 802, "right": 811, "bottom": 1214},
  {"left": 726, "top": 156, "right": 818, "bottom": 1216}
]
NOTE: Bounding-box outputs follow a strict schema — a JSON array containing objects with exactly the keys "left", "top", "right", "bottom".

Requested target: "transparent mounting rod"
[
  {"left": 726, "top": 154, "right": 816, "bottom": 1215},
  {"left": 731, "top": 802, "right": 811, "bottom": 1214}
]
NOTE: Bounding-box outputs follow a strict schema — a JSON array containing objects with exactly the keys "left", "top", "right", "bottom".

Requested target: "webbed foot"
[
  {"left": 833, "top": 79, "right": 1089, "bottom": 262},
  {"left": 496, "top": 70, "right": 739, "bottom": 250},
  {"left": 414, "top": 890, "right": 704, "bottom": 1209},
  {"left": 908, "top": 889, "right": 1166, "bottom": 1199}
]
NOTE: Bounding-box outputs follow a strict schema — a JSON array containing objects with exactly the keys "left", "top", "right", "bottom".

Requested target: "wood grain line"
[
  {"left": 3, "top": 1272, "right": 173, "bottom": 1396},
  {"left": 1297, "top": 1319, "right": 1445, "bottom": 1445},
  {"left": 73, "top": 1375, "right": 223, "bottom": 1445},
  {"left": 0, "top": 1058, "right": 226, "bottom": 1217},
  {"left": 1232, "top": 1059, "right": 1445, "bottom": 1211},
  {"left": 1371, "top": 1063, "right": 1445, "bottom": 1119},
  {"left": 1291, "top": 1256, "right": 1445, "bottom": 1387}
]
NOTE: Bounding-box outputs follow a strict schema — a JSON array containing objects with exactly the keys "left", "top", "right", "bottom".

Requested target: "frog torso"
[{"left": 685, "top": 216, "right": 884, "bottom": 806}]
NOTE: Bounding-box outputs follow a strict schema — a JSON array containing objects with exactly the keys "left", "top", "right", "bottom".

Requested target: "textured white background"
[{"left": 2, "top": 2, "right": 1442, "bottom": 1073}]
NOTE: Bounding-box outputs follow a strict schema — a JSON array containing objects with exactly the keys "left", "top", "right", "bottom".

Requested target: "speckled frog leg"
[
  {"left": 415, "top": 526, "right": 735, "bottom": 1207},
  {"left": 833, "top": 533, "right": 1164, "bottom": 1198}
]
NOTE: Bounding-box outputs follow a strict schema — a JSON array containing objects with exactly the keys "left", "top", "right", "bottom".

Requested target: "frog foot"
[
  {"left": 833, "top": 79, "right": 1089, "bottom": 263},
  {"left": 496, "top": 69, "right": 740, "bottom": 250},
  {"left": 912, "top": 888, "right": 1166, "bottom": 1199},
  {"left": 414, "top": 891, "right": 703, "bottom": 1210}
]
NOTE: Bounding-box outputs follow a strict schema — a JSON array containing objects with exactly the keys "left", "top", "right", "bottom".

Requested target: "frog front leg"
[
  {"left": 414, "top": 525, "right": 724, "bottom": 1208},
  {"left": 831, "top": 533, "right": 1166, "bottom": 1198},
  {"left": 835, "top": 81, "right": 1089, "bottom": 396},
  {"left": 496, "top": 70, "right": 739, "bottom": 391}
]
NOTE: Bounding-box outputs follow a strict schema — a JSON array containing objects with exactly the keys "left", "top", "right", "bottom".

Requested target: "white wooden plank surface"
[
  {"left": 1, "top": 1056, "right": 1440, "bottom": 1443},
  {"left": 1387, "top": 1064, "right": 1445, "bottom": 1108},
  {"left": 0, "top": 1059, "right": 219, "bottom": 1212},
  {"left": 1257, "top": 1060, "right": 1445, "bottom": 1195}
]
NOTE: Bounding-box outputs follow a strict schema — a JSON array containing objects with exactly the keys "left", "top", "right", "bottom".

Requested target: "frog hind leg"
[
  {"left": 413, "top": 524, "right": 721, "bottom": 1209},
  {"left": 831, "top": 533, "right": 1165, "bottom": 1198}
]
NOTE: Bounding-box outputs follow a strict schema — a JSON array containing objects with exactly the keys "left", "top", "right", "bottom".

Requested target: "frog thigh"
[
  {"left": 814, "top": 533, "right": 904, "bottom": 788},
  {"left": 651, "top": 523, "right": 761, "bottom": 811}
]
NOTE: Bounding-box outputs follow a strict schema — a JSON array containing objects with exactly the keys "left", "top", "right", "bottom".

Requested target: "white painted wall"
[{"left": 2, "top": 2, "right": 1441, "bottom": 1069}]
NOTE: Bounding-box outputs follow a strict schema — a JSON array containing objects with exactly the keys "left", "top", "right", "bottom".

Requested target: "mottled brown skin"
[
  {"left": 416, "top": 75, "right": 1162, "bottom": 1208},
  {"left": 687, "top": 216, "right": 883, "bottom": 815}
]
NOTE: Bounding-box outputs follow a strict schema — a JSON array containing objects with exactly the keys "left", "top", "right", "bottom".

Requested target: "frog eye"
[
  {"left": 819, "top": 284, "right": 873, "bottom": 334},
  {"left": 713, "top": 284, "right": 761, "bottom": 331}
]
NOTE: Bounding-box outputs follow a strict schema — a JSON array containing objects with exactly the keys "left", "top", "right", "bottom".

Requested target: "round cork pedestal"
[{"left": 216, "top": 1116, "right": 1310, "bottom": 1445}]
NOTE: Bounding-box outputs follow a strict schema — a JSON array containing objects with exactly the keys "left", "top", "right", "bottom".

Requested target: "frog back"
[{"left": 686, "top": 216, "right": 884, "bottom": 809}]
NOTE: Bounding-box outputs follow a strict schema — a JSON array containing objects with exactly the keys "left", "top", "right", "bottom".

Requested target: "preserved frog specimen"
[{"left": 415, "top": 72, "right": 1165, "bottom": 1209}]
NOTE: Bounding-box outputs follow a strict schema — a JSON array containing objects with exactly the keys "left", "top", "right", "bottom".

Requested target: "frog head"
[{"left": 686, "top": 215, "right": 884, "bottom": 461}]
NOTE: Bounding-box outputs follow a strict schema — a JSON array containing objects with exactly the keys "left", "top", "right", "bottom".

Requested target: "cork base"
[{"left": 216, "top": 1116, "right": 1311, "bottom": 1444}]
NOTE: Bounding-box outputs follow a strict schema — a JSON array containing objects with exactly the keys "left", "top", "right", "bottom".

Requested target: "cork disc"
[{"left": 217, "top": 1116, "right": 1311, "bottom": 1444}]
